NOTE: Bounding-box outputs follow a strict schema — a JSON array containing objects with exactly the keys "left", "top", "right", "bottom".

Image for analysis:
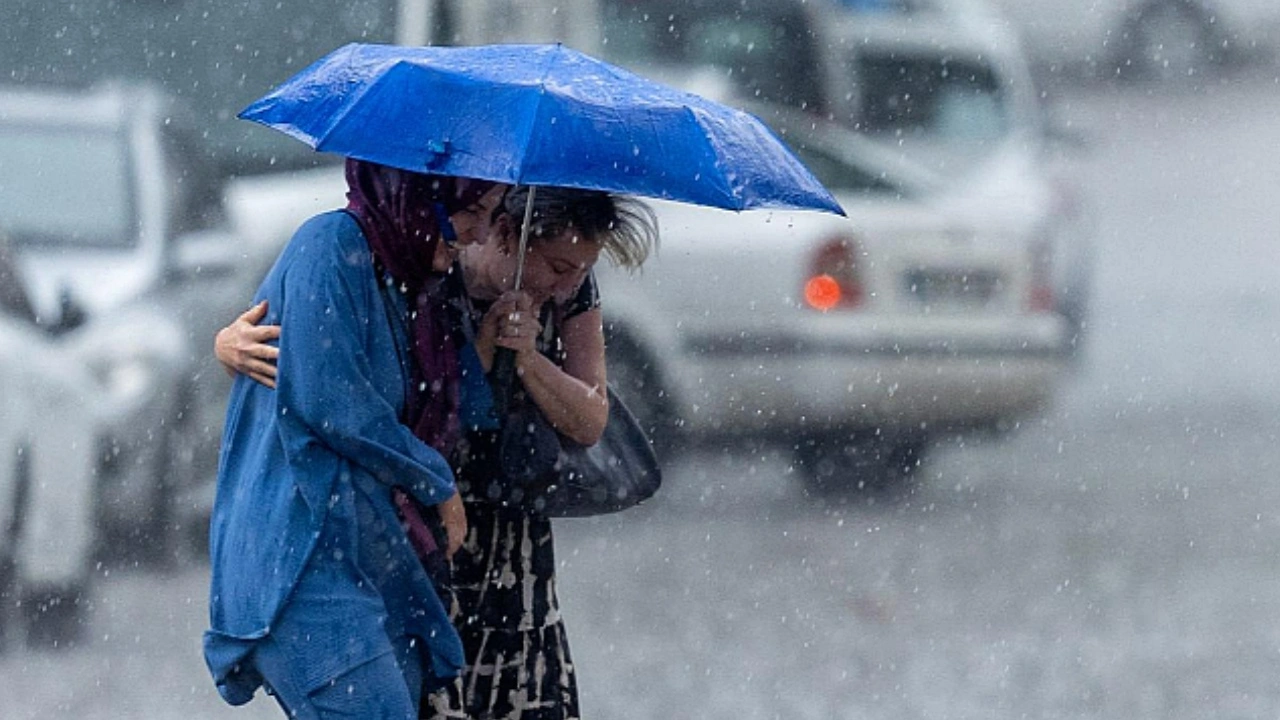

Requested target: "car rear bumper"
[{"left": 668, "top": 325, "right": 1068, "bottom": 435}]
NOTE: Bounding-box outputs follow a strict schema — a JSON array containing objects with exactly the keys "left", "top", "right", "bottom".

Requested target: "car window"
[
  {"left": 751, "top": 104, "right": 914, "bottom": 198},
  {"left": 600, "top": 0, "right": 826, "bottom": 113},
  {"left": 0, "top": 125, "right": 135, "bottom": 248},
  {"left": 849, "top": 52, "right": 1010, "bottom": 171},
  {"left": 0, "top": 0, "right": 398, "bottom": 178},
  {"left": 789, "top": 143, "right": 904, "bottom": 197}
]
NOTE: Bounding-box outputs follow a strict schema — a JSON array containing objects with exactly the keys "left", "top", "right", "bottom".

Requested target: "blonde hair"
[{"left": 501, "top": 186, "right": 658, "bottom": 270}]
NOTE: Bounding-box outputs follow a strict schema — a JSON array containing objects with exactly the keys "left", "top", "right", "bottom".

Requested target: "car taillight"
[
  {"left": 803, "top": 236, "right": 864, "bottom": 311},
  {"left": 1026, "top": 240, "right": 1055, "bottom": 313}
]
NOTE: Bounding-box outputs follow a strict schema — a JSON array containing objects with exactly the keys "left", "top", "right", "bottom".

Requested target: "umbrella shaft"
[{"left": 513, "top": 185, "right": 537, "bottom": 293}]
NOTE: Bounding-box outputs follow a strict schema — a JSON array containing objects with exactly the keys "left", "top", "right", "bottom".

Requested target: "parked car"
[
  {"left": 0, "top": 239, "right": 99, "bottom": 649},
  {"left": 978, "top": 0, "right": 1280, "bottom": 81},
  {"left": 0, "top": 83, "right": 271, "bottom": 564},
  {"left": 592, "top": 100, "right": 1071, "bottom": 491},
  {"left": 599, "top": 0, "right": 1094, "bottom": 358},
  {"left": 826, "top": 1, "right": 1096, "bottom": 355}
]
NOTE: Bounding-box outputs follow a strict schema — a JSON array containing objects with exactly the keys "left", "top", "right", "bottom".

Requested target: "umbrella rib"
[
  {"left": 681, "top": 104, "right": 738, "bottom": 210},
  {"left": 513, "top": 44, "right": 562, "bottom": 188},
  {"left": 313, "top": 56, "right": 406, "bottom": 154}
]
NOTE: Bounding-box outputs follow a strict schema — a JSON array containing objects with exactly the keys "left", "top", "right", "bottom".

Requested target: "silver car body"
[
  {"left": 595, "top": 107, "right": 1068, "bottom": 439},
  {"left": 0, "top": 315, "right": 98, "bottom": 593},
  {"left": 0, "top": 84, "right": 267, "bottom": 560}
]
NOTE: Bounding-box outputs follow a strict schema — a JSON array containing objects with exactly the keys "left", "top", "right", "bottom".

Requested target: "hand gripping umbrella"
[{"left": 240, "top": 42, "right": 846, "bottom": 411}]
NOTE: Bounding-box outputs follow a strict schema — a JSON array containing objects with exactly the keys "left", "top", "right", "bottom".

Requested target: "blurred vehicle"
[
  {"left": 595, "top": 101, "right": 1071, "bottom": 492},
  {"left": 0, "top": 239, "right": 98, "bottom": 649},
  {"left": 0, "top": 83, "right": 269, "bottom": 564},
  {"left": 599, "top": 0, "right": 1094, "bottom": 358},
  {"left": 0, "top": 0, "right": 598, "bottom": 179},
  {"left": 979, "top": 0, "right": 1280, "bottom": 81},
  {"left": 589, "top": 0, "right": 1087, "bottom": 486},
  {"left": 827, "top": 0, "right": 1096, "bottom": 355}
]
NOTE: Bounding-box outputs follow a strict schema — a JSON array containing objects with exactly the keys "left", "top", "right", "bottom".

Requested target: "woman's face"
[
  {"left": 432, "top": 184, "right": 508, "bottom": 271},
  {"left": 469, "top": 214, "right": 602, "bottom": 305}
]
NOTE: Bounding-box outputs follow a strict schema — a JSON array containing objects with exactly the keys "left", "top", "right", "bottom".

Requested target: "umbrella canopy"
[{"left": 239, "top": 42, "right": 844, "bottom": 216}]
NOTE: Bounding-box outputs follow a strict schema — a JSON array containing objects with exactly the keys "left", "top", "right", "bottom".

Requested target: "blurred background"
[{"left": 1, "top": 0, "right": 1279, "bottom": 718}]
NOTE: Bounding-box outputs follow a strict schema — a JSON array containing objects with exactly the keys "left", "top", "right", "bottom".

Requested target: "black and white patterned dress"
[
  {"left": 422, "top": 276, "right": 599, "bottom": 720},
  {"left": 421, "top": 500, "right": 580, "bottom": 720}
]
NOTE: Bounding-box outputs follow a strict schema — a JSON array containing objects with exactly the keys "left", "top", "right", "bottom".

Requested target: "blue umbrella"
[
  {"left": 241, "top": 42, "right": 847, "bottom": 413},
  {"left": 238, "top": 42, "right": 844, "bottom": 217}
]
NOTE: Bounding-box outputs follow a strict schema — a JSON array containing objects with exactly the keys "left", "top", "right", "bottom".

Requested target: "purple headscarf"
[{"left": 344, "top": 158, "right": 499, "bottom": 455}]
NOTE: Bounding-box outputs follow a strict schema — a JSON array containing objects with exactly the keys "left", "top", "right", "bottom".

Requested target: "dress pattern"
[
  {"left": 421, "top": 499, "right": 580, "bottom": 720},
  {"left": 422, "top": 273, "right": 600, "bottom": 720}
]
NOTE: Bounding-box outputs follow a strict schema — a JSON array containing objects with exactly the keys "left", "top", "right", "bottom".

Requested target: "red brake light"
[
  {"left": 804, "top": 237, "right": 864, "bottom": 311},
  {"left": 804, "top": 274, "right": 843, "bottom": 311}
]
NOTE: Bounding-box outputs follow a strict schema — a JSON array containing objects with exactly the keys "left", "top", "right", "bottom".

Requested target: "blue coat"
[{"left": 203, "top": 211, "right": 462, "bottom": 704}]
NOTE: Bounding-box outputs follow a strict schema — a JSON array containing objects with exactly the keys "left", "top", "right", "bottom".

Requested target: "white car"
[
  {"left": 594, "top": 103, "right": 1070, "bottom": 492},
  {"left": 600, "top": 0, "right": 1094, "bottom": 354},
  {"left": 0, "top": 83, "right": 269, "bottom": 566},
  {"left": 0, "top": 247, "right": 99, "bottom": 649},
  {"left": 590, "top": 0, "right": 1085, "bottom": 489},
  {"left": 978, "top": 0, "right": 1280, "bottom": 81}
]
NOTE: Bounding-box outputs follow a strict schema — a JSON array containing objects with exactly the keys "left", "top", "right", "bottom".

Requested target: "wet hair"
[{"left": 499, "top": 186, "right": 658, "bottom": 270}]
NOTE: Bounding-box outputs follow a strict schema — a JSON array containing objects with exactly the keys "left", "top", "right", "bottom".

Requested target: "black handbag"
[
  {"left": 462, "top": 383, "right": 662, "bottom": 518},
  {"left": 454, "top": 283, "right": 662, "bottom": 517}
]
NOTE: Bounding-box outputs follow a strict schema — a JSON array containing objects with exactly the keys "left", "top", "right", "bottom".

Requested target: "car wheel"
[
  {"left": 1118, "top": 1, "right": 1221, "bottom": 82},
  {"left": 143, "top": 405, "right": 202, "bottom": 571},
  {"left": 115, "top": 406, "right": 191, "bottom": 571},
  {"left": 20, "top": 585, "right": 89, "bottom": 651},
  {"left": 794, "top": 433, "right": 929, "bottom": 497},
  {"left": 604, "top": 329, "right": 682, "bottom": 460}
]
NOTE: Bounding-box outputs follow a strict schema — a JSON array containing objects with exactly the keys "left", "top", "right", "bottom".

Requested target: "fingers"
[
  {"left": 244, "top": 332, "right": 280, "bottom": 359},
  {"left": 489, "top": 297, "right": 522, "bottom": 318},
  {"left": 494, "top": 313, "right": 541, "bottom": 353},
  {"left": 244, "top": 357, "right": 278, "bottom": 382},
  {"left": 446, "top": 524, "right": 465, "bottom": 559},
  {"left": 246, "top": 324, "right": 281, "bottom": 345},
  {"left": 240, "top": 300, "right": 269, "bottom": 324},
  {"left": 437, "top": 492, "right": 468, "bottom": 559},
  {"left": 247, "top": 370, "right": 277, "bottom": 390}
]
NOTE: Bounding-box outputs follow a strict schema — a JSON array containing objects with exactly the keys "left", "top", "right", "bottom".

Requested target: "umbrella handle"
[
  {"left": 490, "top": 186, "right": 538, "bottom": 418},
  {"left": 490, "top": 347, "right": 518, "bottom": 418}
]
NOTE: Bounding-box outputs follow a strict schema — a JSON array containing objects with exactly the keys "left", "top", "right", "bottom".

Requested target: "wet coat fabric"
[{"left": 203, "top": 210, "right": 463, "bottom": 706}]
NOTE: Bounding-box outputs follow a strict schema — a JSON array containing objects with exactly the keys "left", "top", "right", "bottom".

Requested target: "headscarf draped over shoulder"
[{"left": 344, "top": 158, "right": 499, "bottom": 455}]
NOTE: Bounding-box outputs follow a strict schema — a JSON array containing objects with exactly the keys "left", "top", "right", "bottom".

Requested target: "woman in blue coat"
[
  {"left": 215, "top": 185, "right": 658, "bottom": 720},
  {"left": 204, "top": 159, "right": 507, "bottom": 719}
]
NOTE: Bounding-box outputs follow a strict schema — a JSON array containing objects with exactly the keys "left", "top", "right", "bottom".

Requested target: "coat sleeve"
[{"left": 271, "top": 229, "right": 455, "bottom": 508}]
